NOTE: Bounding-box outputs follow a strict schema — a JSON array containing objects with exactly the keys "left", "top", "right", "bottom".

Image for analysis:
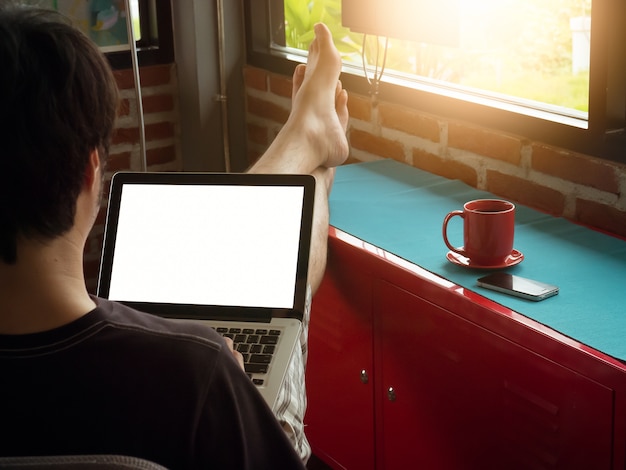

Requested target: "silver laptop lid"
[{"left": 97, "top": 172, "right": 315, "bottom": 322}]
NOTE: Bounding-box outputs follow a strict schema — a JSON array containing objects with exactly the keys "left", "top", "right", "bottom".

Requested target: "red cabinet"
[
  {"left": 305, "top": 228, "right": 626, "bottom": 469},
  {"left": 305, "top": 232, "right": 376, "bottom": 470}
]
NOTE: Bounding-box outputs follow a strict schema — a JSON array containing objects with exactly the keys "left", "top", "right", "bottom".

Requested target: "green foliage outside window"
[
  {"left": 284, "top": 0, "right": 360, "bottom": 55},
  {"left": 283, "top": 0, "right": 591, "bottom": 112}
]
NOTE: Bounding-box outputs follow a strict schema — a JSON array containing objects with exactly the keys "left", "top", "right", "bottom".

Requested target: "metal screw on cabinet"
[
  {"left": 387, "top": 387, "right": 396, "bottom": 402},
  {"left": 360, "top": 369, "right": 369, "bottom": 384}
]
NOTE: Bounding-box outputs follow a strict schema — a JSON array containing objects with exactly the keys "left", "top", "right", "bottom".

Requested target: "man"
[{"left": 0, "top": 3, "right": 348, "bottom": 469}]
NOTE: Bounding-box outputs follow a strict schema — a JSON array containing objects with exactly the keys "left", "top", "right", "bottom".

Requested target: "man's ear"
[{"left": 84, "top": 148, "right": 101, "bottom": 191}]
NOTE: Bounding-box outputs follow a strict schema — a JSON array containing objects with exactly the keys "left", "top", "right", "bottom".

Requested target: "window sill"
[
  {"left": 106, "top": 45, "right": 174, "bottom": 70},
  {"left": 247, "top": 48, "right": 625, "bottom": 163}
]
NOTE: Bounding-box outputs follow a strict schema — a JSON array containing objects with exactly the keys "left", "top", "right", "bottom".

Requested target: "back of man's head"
[{"left": 0, "top": 2, "right": 119, "bottom": 264}]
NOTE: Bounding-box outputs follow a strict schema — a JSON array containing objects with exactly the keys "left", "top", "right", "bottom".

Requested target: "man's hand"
[{"left": 223, "top": 336, "right": 245, "bottom": 370}]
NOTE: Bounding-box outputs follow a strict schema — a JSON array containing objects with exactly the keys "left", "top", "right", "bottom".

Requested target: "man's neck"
[{"left": 0, "top": 236, "right": 95, "bottom": 335}]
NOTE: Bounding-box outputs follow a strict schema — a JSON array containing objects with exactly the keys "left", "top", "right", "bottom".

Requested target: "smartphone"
[{"left": 476, "top": 272, "right": 559, "bottom": 301}]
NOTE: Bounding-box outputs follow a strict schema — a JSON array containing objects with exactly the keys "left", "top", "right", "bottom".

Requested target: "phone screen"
[{"left": 476, "top": 273, "right": 559, "bottom": 301}]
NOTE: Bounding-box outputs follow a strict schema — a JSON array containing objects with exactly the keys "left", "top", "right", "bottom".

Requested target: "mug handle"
[{"left": 442, "top": 210, "right": 465, "bottom": 255}]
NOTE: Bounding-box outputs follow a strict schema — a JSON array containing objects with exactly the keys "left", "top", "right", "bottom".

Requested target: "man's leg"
[
  {"left": 307, "top": 166, "right": 334, "bottom": 294},
  {"left": 247, "top": 23, "right": 349, "bottom": 462},
  {"left": 249, "top": 22, "right": 348, "bottom": 294},
  {"left": 271, "top": 166, "right": 334, "bottom": 463},
  {"left": 273, "top": 283, "right": 312, "bottom": 462}
]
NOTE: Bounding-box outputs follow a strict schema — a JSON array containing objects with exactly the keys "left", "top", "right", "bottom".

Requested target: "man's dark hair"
[{"left": 0, "top": 3, "right": 119, "bottom": 264}]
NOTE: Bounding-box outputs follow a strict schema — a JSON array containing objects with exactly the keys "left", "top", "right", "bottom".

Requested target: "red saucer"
[{"left": 446, "top": 249, "right": 524, "bottom": 269}]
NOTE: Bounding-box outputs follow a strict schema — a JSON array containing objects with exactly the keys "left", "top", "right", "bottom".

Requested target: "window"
[
  {"left": 28, "top": 0, "right": 173, "bottom": 69},
  {"left": 108, "top": 0, "right": 174, "bottom": 69},
  {"left": 245, "top": 0, "right": 626, "bottom": 162}
]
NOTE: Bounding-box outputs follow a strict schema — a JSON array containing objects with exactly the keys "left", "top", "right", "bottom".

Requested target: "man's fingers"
[{"left": 224, "top": 337, "right": 245, "bottom": 370}]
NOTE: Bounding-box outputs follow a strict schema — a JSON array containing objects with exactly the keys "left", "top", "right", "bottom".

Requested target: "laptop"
[{"left": 97, "top": 171, "right": 315, "bottom": 411}]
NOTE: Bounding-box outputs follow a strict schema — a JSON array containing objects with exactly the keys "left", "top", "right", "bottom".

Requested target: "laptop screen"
[{"left": 97, "top": 172, "right": 315, "bottom": 321}]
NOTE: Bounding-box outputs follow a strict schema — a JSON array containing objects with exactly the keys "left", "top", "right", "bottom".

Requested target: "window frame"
[
  {"left": 244, "top": 0, "right": 626, "bottom": 163},
  {"left": 106, "top": 0, "right": 174, "bottom": 70}
]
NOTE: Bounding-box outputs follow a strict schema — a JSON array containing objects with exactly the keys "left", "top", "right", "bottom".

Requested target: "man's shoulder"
[
  {"left": 91, "top": 297, "right": 224, "bottom": 353},
  {"left": 84, "top": 298, "right": 238, "bottom": 391}
]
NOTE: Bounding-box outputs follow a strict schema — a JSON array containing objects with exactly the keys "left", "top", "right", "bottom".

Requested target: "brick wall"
[
  {"left": 83, "top": 63, "right": 182, "bottom": 293},
  {"left": 244, "top": 65, "right": 626, "bottom": 240}
]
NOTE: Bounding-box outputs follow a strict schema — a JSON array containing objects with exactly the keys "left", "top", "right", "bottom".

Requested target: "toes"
[
  {"left": 308, "top": 33, "right": 319, "bottom": 58},
  {"left": 313, "top": 23, "right": 332, "bottom": 46},
  {"left": 335, "top": 80, "right": 342, "bottom": 98},
  {"left": 336, "top": 89, "right": 349, "bottom": 131},
  {"left": 292, "top": 64, "right": 306, "bottom": 100}
]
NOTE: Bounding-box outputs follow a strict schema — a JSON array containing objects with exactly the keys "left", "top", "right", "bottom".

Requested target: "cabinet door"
[
  {"left": 375, "top": 281, "right": 613, "bottom": 470},
  {"left": 305, "top": 239, "right": 375, "bottom": 470}
]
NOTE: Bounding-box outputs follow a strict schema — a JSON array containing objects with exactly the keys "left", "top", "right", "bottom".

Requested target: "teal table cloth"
[{"left": 329, "top": 159, "right": 626, "bottom": 362}]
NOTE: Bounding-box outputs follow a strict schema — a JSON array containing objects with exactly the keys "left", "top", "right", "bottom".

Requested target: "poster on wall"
[{"left": 34, "top": 0, "right": 130, "bottom": 52}]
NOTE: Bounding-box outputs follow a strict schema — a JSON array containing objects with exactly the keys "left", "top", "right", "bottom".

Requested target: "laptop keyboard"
[{"left": 215, "top": 327, "right": 281, "bottom": 386}]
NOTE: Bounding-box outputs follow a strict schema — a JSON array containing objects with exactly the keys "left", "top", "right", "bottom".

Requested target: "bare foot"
[
  {"left": 292, "top": 63, "right": 349, "bottom": 138},
  {"left": 248, "top": 24, "right": 349, "bottom": 175},
  {"left": 291, "top": 64, "right": 306, "bottom": 102},
  {"left": 287, "top": 23, "right": 349, "bottom": 168}
]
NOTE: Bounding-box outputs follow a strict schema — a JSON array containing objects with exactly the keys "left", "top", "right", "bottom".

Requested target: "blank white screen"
[{"left": 107, "top": 184, "right": 304, "bottom": 309}]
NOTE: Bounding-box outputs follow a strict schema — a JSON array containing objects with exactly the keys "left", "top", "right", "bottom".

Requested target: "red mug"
[{"left": 442, "top": 199, "right": 515, "bottom": 266}]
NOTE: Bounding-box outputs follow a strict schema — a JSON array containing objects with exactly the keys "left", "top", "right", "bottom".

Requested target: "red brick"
[
  {"left": 449, "top": 122, "right": 521, "bottom": 164},
  {"left": 114, "top": 64, "right": 172, "bottom": 90},
  {"left": 106, "top": 151, "right": 131, "bottom": 172},
  {"left": 486, "top": 170, "right": 565, "bottom": 216},
  {"left": 118, "top": 99, "right": 131, "bottom": 117},
  {"left": 244, "top": 66, "right": 268, "bottom": 92},
  {"left": 142, "top": 94, "right": 174, "bottom": 114},
  {"left": 112, "top": 122, "right": 173, "bottom": 145},
  {"left": 113, "top": 69, "right": 133, "bottom": 90},
  {"left": 247, "top": 149, "right": 262, "bottom": 167},
  {"left": 379, "top": 103, "right": 440, "bottom": 143},
  {"left": 112, "top": 127, "right": 139, "bottom": 145},
  {"left": 246, "top": 95, "right": 289, "bottom": 124},
  {"left": 138, "top": 64, "right": 172, "bottom": 88},
  {"left": 147, "top": 145, "right": 176, "bottom": 166},
  {"left": 350, "top": 129, "right": 405, "bottom": 161},
  {"left": 532, "top": 144, "right": 620, "bottom": 194},
  {"left": 348, "top": 93, "right": 372, "bottom": 122},
  {"left": 575, "top": 199, "right": 626, "bottom": 239},
  {"left": 412, "top": 149, "right": 477, "bottom": 187},
  {"left": 145, "top": 122, "right": 174, "bottom": 141},
  {"left": 247, "top": 123, "right": 269, "bottom": 146},
  {"left": 269, "top": 73, "right": 293, "bottom": 99}
]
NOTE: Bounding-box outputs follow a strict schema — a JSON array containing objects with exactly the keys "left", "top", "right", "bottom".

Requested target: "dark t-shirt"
[{"left": 0, "top": 297, "right": 305, "bottom": 470}]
